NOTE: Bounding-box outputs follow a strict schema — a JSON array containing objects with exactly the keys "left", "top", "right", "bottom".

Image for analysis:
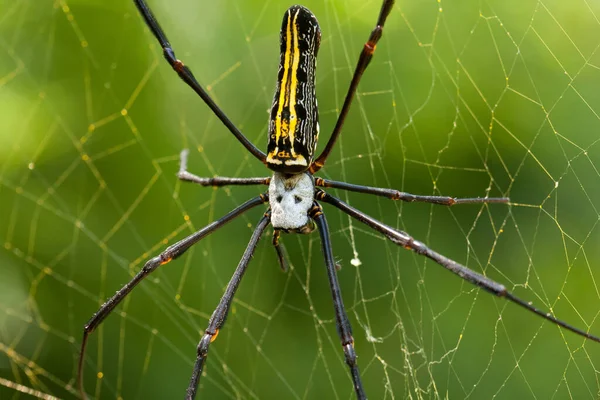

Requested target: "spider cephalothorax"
[
  {"left": 78, "top": 1, "right": 600, "bottom": 400},
  {"left": 269, "top": 172, "right": 315, "bottom": 232}
]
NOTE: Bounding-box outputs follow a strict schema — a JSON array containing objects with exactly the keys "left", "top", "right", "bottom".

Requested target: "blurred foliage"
[{"left": 1, "top": 0, "right": 600, "bottom": 399}]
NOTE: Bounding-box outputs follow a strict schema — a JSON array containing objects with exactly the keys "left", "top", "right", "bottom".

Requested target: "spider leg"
[
  {"left": 177, "top": 149, "right": 270, "bottom": 187},
  {"left": 309, "top": 203, "right": 366, "bottom": 400},
  {"left": 77, "top": 194, "right": 268, "bottom": 399},
  {"left": 272, "top": 229, "right": 289, "bottom": 272},
  {"left": 186, "top": 212, "right": 271, "bottom": 400},
  {"left": 310, "top": 0, "right": 395, "bottom": 174},
  {"left": 316, "top": 189, "right": 600, "bottom": 343},
  {"left": 315, "top": 177, "right": 509, "bottom": 205},
  {"left": 133, "top": 0, "right": 267, "bottom": 163}
]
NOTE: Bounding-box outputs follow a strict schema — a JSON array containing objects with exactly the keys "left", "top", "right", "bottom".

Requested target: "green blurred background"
[{"left": 1, "top": 0, "right": 600, "bottom": 399}]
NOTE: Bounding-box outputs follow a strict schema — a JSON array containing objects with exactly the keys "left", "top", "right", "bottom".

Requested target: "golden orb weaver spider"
[{"left": 77, "top": 0, "right": 600, "bottom": 399}]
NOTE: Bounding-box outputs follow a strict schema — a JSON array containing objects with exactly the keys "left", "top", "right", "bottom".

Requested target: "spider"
[{"left": 77, "top": 0, "right": 600, "bottom": 399}]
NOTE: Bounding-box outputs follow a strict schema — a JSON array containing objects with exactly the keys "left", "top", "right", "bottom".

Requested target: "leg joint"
[
  {"left": 308, "top": 203, "right": 324, "bottom": 219},
  {"left": 196, "top": 333, "right": 214, "bottom": 357},
  {"left": 342, "top": 342, "right": 358, "bottom": 367},
  {"left": 368, "top": 26, "right": 383, "bottom": 46}
]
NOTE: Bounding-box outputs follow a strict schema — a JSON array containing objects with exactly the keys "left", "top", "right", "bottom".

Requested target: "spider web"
[{"left": 1, "top": 0, "right": 600, "bottom": 398}]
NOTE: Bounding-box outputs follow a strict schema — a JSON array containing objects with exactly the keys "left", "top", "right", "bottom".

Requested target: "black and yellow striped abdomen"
[{"left": 266, "top": 5, "right": 321, "bottom": 173}]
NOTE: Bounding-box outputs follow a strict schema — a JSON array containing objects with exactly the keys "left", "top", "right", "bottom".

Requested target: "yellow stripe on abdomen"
[{"left": 267, "top": 5, "right": 321, "bottom": 173}]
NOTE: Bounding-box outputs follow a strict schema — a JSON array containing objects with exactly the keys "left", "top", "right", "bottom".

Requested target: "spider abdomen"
[
  {"left": 268, "top": 172, "right": 315, "bottom": 232},
  {"left": 266, "top": 5, "right": 321, "bottom": 173}
]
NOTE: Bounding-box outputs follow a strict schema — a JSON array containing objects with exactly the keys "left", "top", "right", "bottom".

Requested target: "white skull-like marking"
[{"left": 269, "top": 172, "right": 315, "bottom": 230}]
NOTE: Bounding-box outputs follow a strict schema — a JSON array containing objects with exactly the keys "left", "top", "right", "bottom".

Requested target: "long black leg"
[
  {"left": 272, "top": 229, "right": 289, "bottom": 272},
  {"left": 310, "top": 0, "right": 395, "bottom": 174},
  {"left": 177, "top": 149, "right": 270, "bottom": 187},
  {"left": 186, "top": 212, "right": 271, "bottom": 400},
  {"left": 310, "top": 204, "right": 366, "bottom": 400},
  {"left": 316, "top": 189, "right": 600, "bottom": 343},
  {"left": 77, "top": 194, "right": 268, "bottom": 399},
  {"left": 315, "top": 177, "right": 509, "bottom": 205},
  {"left": 133, "top": 0, "right": 267, "bottom": 163}
]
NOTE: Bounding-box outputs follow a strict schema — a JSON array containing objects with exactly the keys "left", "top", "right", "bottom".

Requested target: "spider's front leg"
[
  {"left": 186, "top": 212, "right": 271, "bottom": 400},
  {"left": 309, "top": 203, "right": 366, "bottom": 400},
  {"left": 317, "top": 189, "right": 600, "bottom": 344},
  {"left": 77, "top": 194, "right": 268, "bottom": 399}
]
